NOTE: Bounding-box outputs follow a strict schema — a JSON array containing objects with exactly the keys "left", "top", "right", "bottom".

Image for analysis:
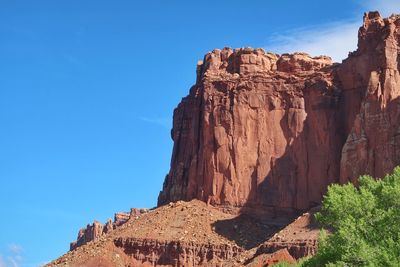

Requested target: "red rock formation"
[
  {"left": 246, "top": 248, "right": 296, "bottom": 267},
  {"left": 49, "top": 11, "right": 400, "bottom": 267},
  {"left": 47, "top": 200, "right": 252, "bottom": 267},
  {"left": 158, "top": 48, "right": 344, "bottom": 215},
  {"left": 159, "top": 11, "right": 400, "bottom": 215},
  {"left": 114, "top": 212, "right": 130, "bottom": 226},
  {"left": 114, "top": 237, "right": 242, "bottom": 266},
  {"left": 49, "top": 200, "right": 314, "bottom": 267},
  {"left": 255, "top": 208, "right": 320, "bottom": 260},
  {"left": 70, "top": 208, "right": 149, "bottom": 250},
  {"left": 70, "top": 221, "right": 106, "bottom": 250},
  {"left": 264, "top": 249, "right": 297, "bottom": 266},
  {"left": 339, "top": 12, "right": 400, "bottom": 183}
]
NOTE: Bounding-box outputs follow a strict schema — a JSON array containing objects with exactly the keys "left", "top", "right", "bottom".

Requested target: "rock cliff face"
[
  {"left": 339, "top": 12, "right": 400, "bottom": 183},
  {"left": 114, "top": 237, "right": 242, "bottom": 266},
  {"left": 158, "top": 47, "right": 343, "bottom": 214},
  {"left": 49, "top": 11, "right": 400, "bottom": 267},
  {"left": 158, "top": 12, "right": 400, "bottom": 215}
]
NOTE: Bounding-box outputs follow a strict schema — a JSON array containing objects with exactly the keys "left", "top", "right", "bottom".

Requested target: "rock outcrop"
[
  {"left": 254, "top": 208, "right": 320, "bottom": 260},
  {"left": 158, "top": 11, "right": 400, "bottom": 216},
  {"left": 339, "top": 12, "right": 400, "bottom": 183},
  {"left": 246, "top": 248, "right": 296, "bottom": 267},
  {"left": 47, "top": 200, "right": 283, "bottom": 267},
  {"left": 114, "top": 237, "right": 242, "bottom": 266},
  {"left": 70, "top": 220, "right": 109, "bottom": 251},
  {"left": 158, "top": 47, "right": 343, "bottom": 214},
  {"left": 48, "top": 11, "right": 400, "bottom": 267},
  {"left": 49, "top": 200, "right": 318, "bottom": 267},
  {"left": 70, "top": 208, "right": 148, "bottom": 250}
]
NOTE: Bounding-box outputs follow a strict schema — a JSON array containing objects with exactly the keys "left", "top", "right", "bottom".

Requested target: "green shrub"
[
  {"left": 301, "top": 167, "right": 400, "bottom": 266},
  {"left": 273, "top": 262, "right": 295, "bottom": 267}
]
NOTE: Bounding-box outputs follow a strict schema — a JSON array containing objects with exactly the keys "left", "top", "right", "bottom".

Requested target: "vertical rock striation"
[
  {"left": 48, "top": 11, "right": 400, "bottom": 267},
  {"left": 158, "top": 48, "right": 343, "bottom": 214},
  {"left": 159, "top": 12, "right": 400, "bottom": 215},
  {"left": 339, "top": 12, "right": 400, "bottom": 183}
]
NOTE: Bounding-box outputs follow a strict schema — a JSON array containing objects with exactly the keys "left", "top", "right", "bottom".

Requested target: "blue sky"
[{"left": 0, "top": 1, "right": 399, "bottom": 266}]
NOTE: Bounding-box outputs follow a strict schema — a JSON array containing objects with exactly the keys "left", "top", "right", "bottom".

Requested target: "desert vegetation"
[{"left": 277, "top": 167, "right": 400, "bottom": 266}]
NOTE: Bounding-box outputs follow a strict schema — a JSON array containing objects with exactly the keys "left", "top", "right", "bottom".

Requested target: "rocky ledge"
[
  {"left": 50, "top": 11, "right": 400, "bottom": 267},
  {"left": 47, "top": 200, "right": 317, "bottom": 267}
]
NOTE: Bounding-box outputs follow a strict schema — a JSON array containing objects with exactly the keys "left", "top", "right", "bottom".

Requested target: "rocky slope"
[
  {"left": 253, "top": 207, "right": 320, "bottom": 260},
  {"left": 47, "top": 200, "right": 306, "bottom": 267},
  {"left": 48, "top": 11, "right": 400, "bottom": 266}
]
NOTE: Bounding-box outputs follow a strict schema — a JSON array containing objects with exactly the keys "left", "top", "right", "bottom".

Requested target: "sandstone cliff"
[
  {"left": 339, "top": 12, "right": 400, "bottom": 183},
  {"left": 159, "top": 12, "right": 400, "bottom": 216},
  {"left": 50, "top": 11, "right": 400, "bottom": 267}
]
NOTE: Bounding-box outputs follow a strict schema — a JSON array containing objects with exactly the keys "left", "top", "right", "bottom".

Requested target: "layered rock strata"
[
  {"left": 49, "top": 11, "right": 400, "bottom": 267},
  {"left": 70, "top": 208, "right": 148, "bottom": 250},
  {"left": 48, "top": 200, "right": 273, "bottom": 267},
  {"left": 159, "top": 12, "right": 400, "bottom": 216},
  {"left": 253, "top": 208, "right": 320, "bottom": 260},
  {"left": 158, "top": 48, "right": 342, "bottom": 214},
  {"left": 339, "top": 12, "right": 400, "bottom": 183},
  {"left": 114, "top": 238, "right": 242, "bottom": 266}
]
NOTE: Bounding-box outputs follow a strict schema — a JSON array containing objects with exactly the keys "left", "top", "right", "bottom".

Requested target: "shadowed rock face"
[
  {"left": 159, "top": 11, "right": 400, "bottom": 215},
  {"left": 339, "top": 12, "right": 400, "bottom": 183},
  {"left": 49, "top": 11, "right": 400, "bottom": 267},
  {"left": 158, "top": 47, "right": 342, "bottom": 214}
]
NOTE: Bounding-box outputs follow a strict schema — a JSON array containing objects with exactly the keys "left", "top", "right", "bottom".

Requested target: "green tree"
[{"left": 301, "top": 167, "right": 400, "bottom": 266}]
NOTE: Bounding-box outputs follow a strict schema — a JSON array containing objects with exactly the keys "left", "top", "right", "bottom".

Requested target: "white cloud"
[
  {"left": 7, "top": 257, "right": 19, "bottom": 267},
  {"left": 0, "top": 244, "right": 24, "bottom": 267},
  {"left": 0, "top": 256, "right": 6, "bottom": 267},
  {"left": 362, "top": 0, "right": 400, "bottom": 16},
  {"left": 264, "top": 1, "right": 400, "bottom": 63},
  {"left": 7, "top": 244, "right": 23, "bottom": 255},
  {"left": 265, "top": 20, "right": 359, "bottom": 63},
  {"left": 139, "top": 117, "right": 171, "bottom": 129}
]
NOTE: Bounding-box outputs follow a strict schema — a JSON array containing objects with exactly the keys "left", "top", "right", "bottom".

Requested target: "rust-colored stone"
[
  {"left": 264, "top": 249, "right": 297, "bottom": 266},
  {"left": 255, "top": 208, "right": 320, "bottom": 260},
  {"left": 70, "top": 208, "right": 149, "bottom": 250},
  {"left": 158, "top": 48, "right": 343, "bottom": 214},
  {"left": 50, "top": 11, "right": 400, "bottom": 267},
  {"left": 339, "top": 12, "right": 400, "bottom": 183},
  {"left": 158, "top": 12, "right": 400, "bottom": 216}
]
